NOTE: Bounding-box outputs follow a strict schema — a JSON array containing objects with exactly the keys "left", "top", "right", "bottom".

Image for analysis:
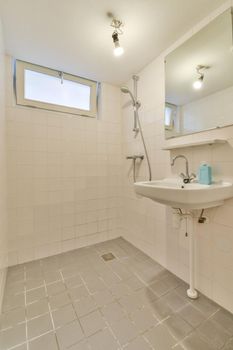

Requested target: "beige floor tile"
[
  {"left": 47, "top": 281, "right": 66, "bottom": 296},
  {"left": 56, "top": 320, "right": 84, "bottom": 349},
  {"left": 119, "top": 294, "right": 143, "bottom": 313},
  {"left": 29, "top": 332, "right": 58, "bottom": 350},
  {"left": 88, "top": 328, "right": 119, "bottom": 350},
  {"left": 144, "top": 324, "right": 176, "bottom": 349},
  {"left": 68, "top": 285, "right": 89, "bottom": 301},
  {"left": 68, "top": 339, "right": 90, "bottom": 350},
  {"left": 73, "top": 296, "right": 97, "bottom": 317},
  {"left": 178, "top": 304, "right": 205, "bottom": 328},
  {"left": 80, "top": 310, "right": 106, "bottom": 336},
  {"left": 3, "top": 293, "right": 25, "bottom": 312},
  {"left": 0, "top": 307, "right": 25, "bottom": 329},
  {"left": 125, "top": 276, "right": 145, "bottom": 291},
  {"left": 14, "top": 344, "right": 27, "bottom": 350},
  {"left": 125, "top": 336, "right": 152, "bottom": 350},
  {"left": 163, "top": 290, "right": 189, "bottom": 312},
  {"left": 64, "top": 275, "right": 83, "bottom": 289},
  {"left": 27, "top": 313, "right": 53, "bottom": 339},
  {"left": 52, "top": 304, "right": 76, "bottom": 328},
  {"left": 26, "top": 298, "right": 49, "bottom": 319},
  {"left": 0, "top": 323, "right": 26, "bottom": 350},
  {"left": 26, "top": 287, "right": 46, "bottom": 304},
  {"left": 6, "top": 272, "right": 24, "bottom": 284},
  {"left": 83, "top": 276, "right": 106, "bottom": 294},
  {"left": 150, "top": 298, "right": 173, "bottom": 321},
  {"left": 110, "top": 282, "right": 131, "bottom": 298},
  {"left": 110, "top": 317, "right": 138, "bottom": 346},
  {"left": 164, "top": 314, "right": 193, "bottom": 341},
  {"left": 131, "top": 308, "right": 158, "bottom": 333},
  {"left": 101, "top": 302, "right": 126, "bottom": 324},
  {"left": 93, "top": 289, "right": 115, "bottom": 307},
  {"left": 26, "top": 270, "right": 43, "bottom": 281},
  {"left": 4, "top": 281, "right": 25, "bottom": 296},
  {"left": 49, "top": 291, "right": 70, "bottom": 310},
  {"left": 192, "top": 295, "right": 219, "bottom": 317},
  {"left": 135, "top": 287, "right": 158, "bottom": 307},
  {"left": 211, "top": 309, "right": 233, "bottom": 335},
  {"left": 182, "top": 331, "right": 214, "bottom": 350},
  {"left": 25, "top": 279, "right": 44, "bottom": 291},
  {"left": 223, "top": 338, "right": 233, "bottom": 350},
  {"left": 197, "top": 319, "right": 230, "bottom": 349},
  {"left": 149, "top": 280, "right": 171, "bottom": 297},
  {"left": 61, "top": 265, "right": 80, "bottom": 280},
  {"left": 44, "top": 271, "right": 61, "bottom": 284}
]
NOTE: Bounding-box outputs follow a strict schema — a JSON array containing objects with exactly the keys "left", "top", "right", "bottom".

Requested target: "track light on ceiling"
[
  {"left": 193, "top": 65, "right": 209, "bottom": 90},
  {"left": 108, "top": 13, "right": 124, "bottom": 57}
]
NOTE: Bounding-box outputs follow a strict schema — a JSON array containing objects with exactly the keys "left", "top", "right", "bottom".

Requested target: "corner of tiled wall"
[{"left": 0, "top": 19, "right": 8, "bottom": 312}]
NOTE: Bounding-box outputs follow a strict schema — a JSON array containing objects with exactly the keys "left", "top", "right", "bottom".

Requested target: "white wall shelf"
[{"left": 162, "top": 139, "right": 227, "bottom": 150}]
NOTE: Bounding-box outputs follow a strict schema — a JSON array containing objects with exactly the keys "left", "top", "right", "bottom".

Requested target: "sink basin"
[{"left": 134, "top": 178, "right": 233, "bottom": 209}]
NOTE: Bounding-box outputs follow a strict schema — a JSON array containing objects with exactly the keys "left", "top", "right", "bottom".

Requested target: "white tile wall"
[
  {"left": 122, "top": 0, "right": 233, "bottom": 313},
  {"left": 0, "top": 19, "right": 7, "bottom": 311},
  {"left": 181, "top": 85, "right": 233, "bottom": 134},
  {"left": 5, "top": 56, "right": 122, "bottom": 265}
]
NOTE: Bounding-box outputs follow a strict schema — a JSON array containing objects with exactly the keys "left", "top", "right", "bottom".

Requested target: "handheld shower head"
[
  {"left": 120, "top": 86, "right": 136, "bottom": 105},
  {"left": 120, "top": 86, "right": 130, "bottom": 94}
]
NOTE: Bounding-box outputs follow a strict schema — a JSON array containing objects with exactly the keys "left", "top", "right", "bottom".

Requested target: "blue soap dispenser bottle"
[{"left": 198, "top": 162, "right": 212, "bottom": 185}]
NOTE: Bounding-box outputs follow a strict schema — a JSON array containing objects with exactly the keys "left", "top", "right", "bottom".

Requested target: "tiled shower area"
[
  {"left": 1, "top": 238, "right": 233, "bottom": 350},
  {"left": 1, "top": 1, "right": 233, "bottom": 350}
]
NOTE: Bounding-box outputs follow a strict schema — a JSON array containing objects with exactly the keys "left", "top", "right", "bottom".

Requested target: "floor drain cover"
[{"left": 101, "top": 253, "right": 116, "bottom": 261}]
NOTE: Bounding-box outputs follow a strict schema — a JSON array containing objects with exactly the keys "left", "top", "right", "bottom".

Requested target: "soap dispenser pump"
[{"left": 198, "top": 162, "right": 212, "bottom": 185}]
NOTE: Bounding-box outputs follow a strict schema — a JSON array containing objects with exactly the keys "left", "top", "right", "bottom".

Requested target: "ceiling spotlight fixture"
[
  {"left": 193, "top": 75, "right": 204, "bottom": 89},
  {"left": 193, "top": 65, "right": 209, "bottom": 90},
  {"left": 108, "top": 13, "right": 124, "bottom": 57},
  {"left": 112, "top": 31, "right": 124, "bottom": 56}
]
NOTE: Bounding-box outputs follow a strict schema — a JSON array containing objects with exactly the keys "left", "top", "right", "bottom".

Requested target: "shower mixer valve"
[{"left": 126, "top": 155, "right": 144, "bottom": 183}]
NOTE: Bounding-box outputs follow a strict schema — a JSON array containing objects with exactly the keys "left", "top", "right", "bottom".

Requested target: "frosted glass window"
[
  {"left": 24, "top": 70, "right": 91, "bottom": 111},
  {"left": 15, "top": 60, "right": 98, "bottom": 117},
  {"left": 165, "top": 106, "right": 173, "bottom": 127}
]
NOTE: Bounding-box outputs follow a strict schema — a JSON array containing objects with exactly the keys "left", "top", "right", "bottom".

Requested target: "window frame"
[
  {"left": 164, "top": 102, "right": 176, "bottom": 130},
  {"left": 15, "top": 60, "right": 98, "bottom": 117}
]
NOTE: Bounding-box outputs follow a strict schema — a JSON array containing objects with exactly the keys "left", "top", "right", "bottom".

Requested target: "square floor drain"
[{"left": 101, "top": 253, "right": 116, "bottom": 261}]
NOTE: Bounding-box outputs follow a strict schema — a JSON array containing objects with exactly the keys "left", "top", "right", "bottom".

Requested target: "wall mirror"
[{"left": 165, "top": 8, "right": 233, "bottom": 139}]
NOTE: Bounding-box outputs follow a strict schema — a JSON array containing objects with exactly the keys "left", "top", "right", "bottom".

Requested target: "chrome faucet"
[{"left": 171, "top": 155, "right": 196, "bottom": 183}]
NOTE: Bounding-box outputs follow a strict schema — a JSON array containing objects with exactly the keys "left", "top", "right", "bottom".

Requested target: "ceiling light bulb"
[
  {"left": 193, "top": 76, "right": 203, "bottom": 89},
  {"left": 114, "top": 42, "right": 124, "bottom": 56},
  {"left": 112, "top": 31, "right": 124, "bottom": 57}
]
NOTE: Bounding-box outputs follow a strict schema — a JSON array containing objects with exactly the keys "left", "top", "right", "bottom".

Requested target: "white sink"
[{"left": 134, "top": 178, "right": 233, "bottom": 209}]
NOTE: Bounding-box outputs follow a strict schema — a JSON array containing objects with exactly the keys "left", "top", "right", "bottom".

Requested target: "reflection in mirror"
[{"left": 165, "top": 8, "right": 233, "bottom": 139}]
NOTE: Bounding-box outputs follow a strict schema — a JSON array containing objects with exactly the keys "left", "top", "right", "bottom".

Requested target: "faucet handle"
[
  {"left": 179, "top": 173, "right": 186, "bottom": 179},
  {"left": 190, "top": 173, "right": 196, "bottom": 182},
  {"left": 180, "top": 173, "right": 189, "bottom": 183}
]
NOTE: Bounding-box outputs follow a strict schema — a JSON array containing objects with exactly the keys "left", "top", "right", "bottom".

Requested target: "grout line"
[
  {"left": 24, "top": 266, "right": 29, "bottom": 350},
  {"left": 59, "top": 266, "right": 87, "bottom": 339},
  {"left": 43, "top": 266, "right": 60, "bottom": 349}
]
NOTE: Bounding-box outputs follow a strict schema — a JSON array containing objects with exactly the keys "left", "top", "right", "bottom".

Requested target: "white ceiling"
[{"left": 0, "top": 0, "right": 227, "bottom": 85}]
